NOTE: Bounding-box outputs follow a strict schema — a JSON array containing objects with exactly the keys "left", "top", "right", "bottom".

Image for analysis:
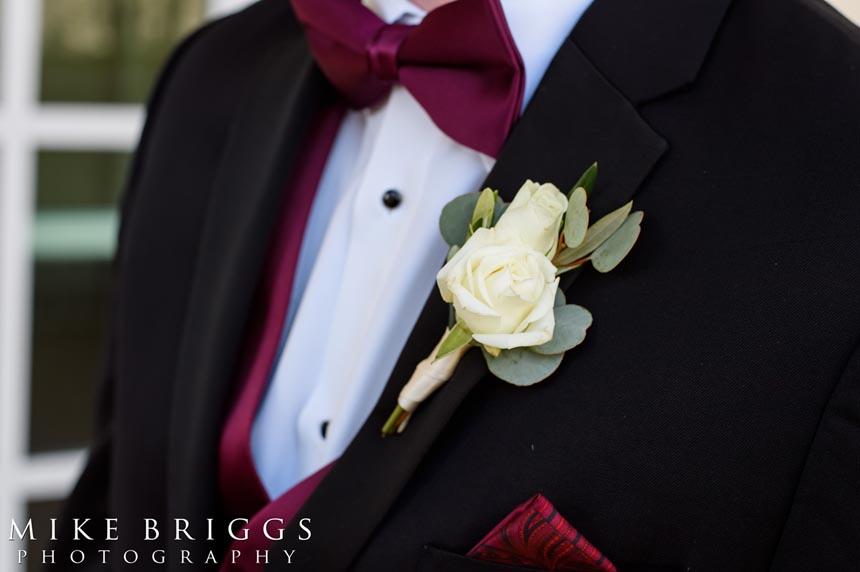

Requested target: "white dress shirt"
[{"left": 251, "top": 0, "right": 593, "bottom": 499}]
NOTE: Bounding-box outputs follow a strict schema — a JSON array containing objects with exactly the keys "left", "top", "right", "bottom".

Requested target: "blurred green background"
[
  {"left": 31, "top": 0, "right": 203, "bottom": 457},
  {"left": 41, "top": 0, "right": 204, "bottom": 103},
  {"left": 25, "top": 2, "right": 208, "bottom": 567}
]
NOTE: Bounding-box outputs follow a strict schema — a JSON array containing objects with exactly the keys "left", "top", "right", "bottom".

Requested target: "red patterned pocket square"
[{"left": 468, "top": 494, "right": 616, "bottom": 572}]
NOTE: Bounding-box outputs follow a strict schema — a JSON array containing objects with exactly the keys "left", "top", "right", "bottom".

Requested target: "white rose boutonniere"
[
  {"left": 382, "top": 164, "right": 644, "bottom": 435},
  {"left": 436, "top": 226, "right": 560, "bottom": 352}
]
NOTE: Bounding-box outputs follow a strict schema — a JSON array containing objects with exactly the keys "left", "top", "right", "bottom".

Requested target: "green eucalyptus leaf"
[
  {"left": 491, "top": 200, "right": 508, "bottom": 225},
  {"left": 440, "top": 190, "right": 508, "bottom": 246},
  {"left": 468, "top": 218, "right": 483, "bottom": 236},
  {"left": 563, "top": 187, "right": 589, "bottom": 248},
  {"left": 553, "top": 201, "right": 633, "bottom": 266},
  {"left": 440, "top": 192, "right": 481, "bottom": 247},
  {"left": 572, "top": 162, "right": 598, "bottom": 196},
  {"left": 591, "top": 211, "right": 643, "bottom": 273},
  {"left": 553, "top": 248, "right": 581, "bottom": 268},
  {"left": 483, "top": 346, "right": 563, "bottom": 386},
  {"left": 532, "top": 304, "right": 593, "bottom": 355},
  {"left": 554, "top": 288, "right": 566, "bottom": 307},
  {"left": 437, "top": 323, "right": 473, "bottom": 359},
  {"left": 555, "top": 264, "right": 584, "bottom": 276},
  {"left": 471, "top": 188, "right": 496, "bottom": 233}
]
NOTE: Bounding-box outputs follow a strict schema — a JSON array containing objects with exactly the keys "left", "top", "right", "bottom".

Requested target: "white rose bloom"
[
  {"left": 494, "top": 180, "right": 568, "bottom": 257},
  {"left": 436, "top": 181, "right": 568, "bottom": 351},
  {"left": 437, "top": 227, "right": 559, "bottom": 351}
]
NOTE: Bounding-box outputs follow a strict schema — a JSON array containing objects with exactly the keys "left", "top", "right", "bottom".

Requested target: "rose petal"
[
  {"left": 449, "top": 282, "right": 499, "bottom": 317},
  {"left": 473, "top": 328, "right": 553, "bottom": 350}
]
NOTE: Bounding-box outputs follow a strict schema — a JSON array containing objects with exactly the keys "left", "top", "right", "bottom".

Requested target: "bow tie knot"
[
  {"left": 367, "top": 24, "right": 410, "bottom": 82},
  {"left": 291, "top": 0, "right": 524, "bottom": 157}
]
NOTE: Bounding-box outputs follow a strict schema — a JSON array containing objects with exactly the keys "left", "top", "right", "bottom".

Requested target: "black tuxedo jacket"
[{"left": 54, "top": 0, "right": 860, "bottom": 571}]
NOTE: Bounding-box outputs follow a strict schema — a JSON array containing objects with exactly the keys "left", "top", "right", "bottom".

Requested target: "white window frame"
[{"left": 0, "top": 0, "right": 252, "bottom": 564}]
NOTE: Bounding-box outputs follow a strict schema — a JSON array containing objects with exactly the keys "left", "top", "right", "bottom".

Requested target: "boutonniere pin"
[{"left": 382, "top": 163, "right": 643, "bottom": 435}]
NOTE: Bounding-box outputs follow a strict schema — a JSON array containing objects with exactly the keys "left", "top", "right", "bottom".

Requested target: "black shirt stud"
[{"left": 382, "top": 189, "right": 402, "bottom": 209}]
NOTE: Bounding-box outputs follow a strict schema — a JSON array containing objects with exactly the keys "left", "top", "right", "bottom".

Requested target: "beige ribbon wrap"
[{"left": 393, "top": 330, "right": 471, "bottom": 432}]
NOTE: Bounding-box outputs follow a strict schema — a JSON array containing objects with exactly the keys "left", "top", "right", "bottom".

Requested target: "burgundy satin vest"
[{"left": 217, "top": 105, "right": 344, "bottom": 572}]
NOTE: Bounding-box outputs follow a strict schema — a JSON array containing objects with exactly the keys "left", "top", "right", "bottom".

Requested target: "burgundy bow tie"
[{"left": 290, "top": 0, "right": 524, "bottom": 157}]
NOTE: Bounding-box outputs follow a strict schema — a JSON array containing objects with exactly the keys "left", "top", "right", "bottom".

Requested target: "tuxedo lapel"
[
  {"left": 484, "top": 39, "right": 667, "bottom": 296},
  {"left": 485, "top": 40, "right": 667, "bottom": 216},
  {"left": 273, "top": 1, "right": 735, "bottom": 569},
  {"left": 164, "top": 28, "right": 332, "bottom": 557},
  {"left": 573, "top": 0, "right": 735, "bottom": 105},
  {"left": 486, "top": 0, "right": 733, "bottom": 212}
]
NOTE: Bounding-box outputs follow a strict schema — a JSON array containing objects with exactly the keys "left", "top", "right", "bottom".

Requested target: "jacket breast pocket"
[{"left": 415, "top": 545, "right": 687, "bottom": 572}]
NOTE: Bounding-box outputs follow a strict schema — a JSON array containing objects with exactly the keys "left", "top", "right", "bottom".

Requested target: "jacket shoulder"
[
  {"left": 798, "top": 0, "right": 860, "bottom": 46},
  {"left": 728, "top": 0, "right": 860, "bottom": 85},
  {"left": 126, "top": 0, "right": 307, "bottom": 198},
  {"left": 153, "top": 0, "right": 305, "bottom": 110},
  {"left": 708, "top": 0, "right": 860, "bottom": 128}
]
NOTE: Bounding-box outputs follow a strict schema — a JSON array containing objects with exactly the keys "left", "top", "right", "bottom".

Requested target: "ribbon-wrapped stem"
[{"left": 381, "top": 330, "right": 472, "bottom": 436}]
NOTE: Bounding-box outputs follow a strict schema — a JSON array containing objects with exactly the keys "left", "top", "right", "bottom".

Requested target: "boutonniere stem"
[{"left": 382, "top": 330, "right": 472, "bottom": 435}]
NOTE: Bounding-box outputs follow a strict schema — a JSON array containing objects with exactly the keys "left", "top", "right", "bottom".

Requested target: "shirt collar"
[{"left": 362, "top": 0, "right": 425, "bottom": 24}]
